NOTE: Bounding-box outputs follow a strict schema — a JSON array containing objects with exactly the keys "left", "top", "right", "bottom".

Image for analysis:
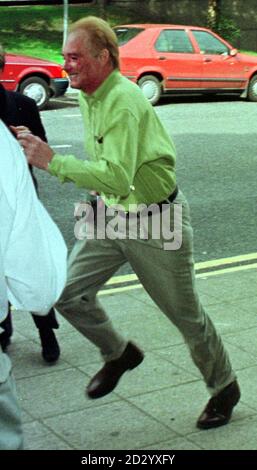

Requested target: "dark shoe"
[
  {"left": 0, "top": 335, "right": 11, "bottom": 352},
  {"left": 197, "top": 380, "right": 240, "bottom": 430},
  {"left": 87, "top": 341, "right": 144, "bottom": 399},
  {"left": 0, "top": 308, "right": 13, "bottom": 352},
  {"left": 39, "top": 328, "right": 60, "bottom": 364}
]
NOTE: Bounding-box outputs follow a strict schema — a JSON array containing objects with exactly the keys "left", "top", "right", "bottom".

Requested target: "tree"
[
  {"left": 96, "top": 0, "right": 109, "bottom": 19},
  {"left": 207, "top": 0, "right": 221, "bottom": 30},
  {"left": 207, "top": 0, "right": 240, "bottom": 43}
]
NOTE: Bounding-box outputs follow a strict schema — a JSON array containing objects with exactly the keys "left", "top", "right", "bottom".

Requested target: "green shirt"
[{"left": 48, "top": 70, "right": 176, "bottom": 211}]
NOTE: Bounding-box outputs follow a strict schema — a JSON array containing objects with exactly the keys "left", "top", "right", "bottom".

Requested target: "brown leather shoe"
[
  {"left": 86, "top": 342, "right": 144, "bottom": 399},
  {"left": 197, "top": 380, "right": 240, "bottom": 430}
]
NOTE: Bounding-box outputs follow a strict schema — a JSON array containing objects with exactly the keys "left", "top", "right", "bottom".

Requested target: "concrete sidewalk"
[{"left": 7, "top": 264, "right": 257, "bottom": 450}]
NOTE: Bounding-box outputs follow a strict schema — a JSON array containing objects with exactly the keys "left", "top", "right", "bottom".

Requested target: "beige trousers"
[{"left": 56, "top": 191, "right": 236, "bottom": 395}]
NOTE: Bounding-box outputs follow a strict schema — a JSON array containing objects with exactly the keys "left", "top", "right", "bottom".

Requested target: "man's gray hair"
[{"left": 69, "top": 16, "right": 120, "bottom": 69}]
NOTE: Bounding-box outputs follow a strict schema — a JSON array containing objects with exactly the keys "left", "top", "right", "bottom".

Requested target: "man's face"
[{"left": 63, "top": 31, "right": 107, "bottom": 94}]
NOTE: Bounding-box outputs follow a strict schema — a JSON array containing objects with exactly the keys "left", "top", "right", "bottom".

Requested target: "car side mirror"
[{"left": 230, "top": 48, "right": 238, "bottom": 57}]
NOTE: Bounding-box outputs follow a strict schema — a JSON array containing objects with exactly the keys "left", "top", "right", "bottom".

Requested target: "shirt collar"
[{"left": 81, "top": 69, "right": 121, "bottom": 103}]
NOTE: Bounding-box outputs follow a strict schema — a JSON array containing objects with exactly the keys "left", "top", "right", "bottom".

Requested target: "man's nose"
[{"left": 63, "top": 59, "right": 69, "bottom": 72}]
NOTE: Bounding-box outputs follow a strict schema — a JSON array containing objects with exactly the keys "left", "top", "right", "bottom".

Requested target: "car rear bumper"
[{"left": 50, "top": 78, "right": 69, "bottom": 97}]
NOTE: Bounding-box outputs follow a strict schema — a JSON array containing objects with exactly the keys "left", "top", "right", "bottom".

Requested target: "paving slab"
[{"left": 6, "top": 266, "right": 257, "bottom": 450}]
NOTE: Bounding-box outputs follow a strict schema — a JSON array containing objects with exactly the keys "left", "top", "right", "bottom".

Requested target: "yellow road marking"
[
  {"left": 195, "top": 252, "right": 257, "bottom": 270},
  {"left": 196, "top": 262, "right": 257, "bottom": 278},
  {"left": 99, "top": 284, "right": 143, "bottom": 296},
  {"left": 99, "top": 253, "right": 257, "bottom": 296}
]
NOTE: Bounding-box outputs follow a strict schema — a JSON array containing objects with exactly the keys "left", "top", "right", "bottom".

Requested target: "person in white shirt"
[{"left": 0, "top": 120, "right": 67, "bottom": 449}]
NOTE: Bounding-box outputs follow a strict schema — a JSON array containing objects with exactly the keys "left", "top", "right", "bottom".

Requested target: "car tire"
[
  {"left": 19, "top": 76, "right": 50, "bottom": 110},
  {"left": 248, "top": 75, "right": 257, "bottom": 102},
  {"left": 138, "top": 75, "right": 162, "bottom": 105}
]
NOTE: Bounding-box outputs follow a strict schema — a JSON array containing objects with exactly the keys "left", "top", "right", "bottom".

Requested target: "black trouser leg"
[
  {"left": 0, "top": 304, "right": 13, "bottom": 351},
  {"left": 0, "top": 304, "right": 13, "bottom": 338},
  {"left": 32, "top": 308, "right": 60, "bottom": 363},
  {"left": 31, "top": 307, "right": 59, "bottom": 330}
]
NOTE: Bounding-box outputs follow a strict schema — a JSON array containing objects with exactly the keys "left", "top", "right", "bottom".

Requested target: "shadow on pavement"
[{"left": 42, "top": 95, "right": 79, "bottom": 112}]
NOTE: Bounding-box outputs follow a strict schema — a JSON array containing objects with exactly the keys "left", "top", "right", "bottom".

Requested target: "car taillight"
[{"left": 61, "top": 69, "right": 68, "bottom": 78}]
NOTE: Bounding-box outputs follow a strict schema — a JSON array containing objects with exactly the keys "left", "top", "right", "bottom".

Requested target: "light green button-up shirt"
[{"left": 48, "top": 70, "right": 176, "bottom": 211}]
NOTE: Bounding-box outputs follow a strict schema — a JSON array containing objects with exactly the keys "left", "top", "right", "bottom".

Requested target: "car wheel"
[
  {"left": 19, "top": 77, "right": 50, "bottom": 110},
  {"left": 248, "top": 75, "right": 257, "bottom": 102},
  {"left": 138, "top": 75, "right": 162, "bottom": 105}
]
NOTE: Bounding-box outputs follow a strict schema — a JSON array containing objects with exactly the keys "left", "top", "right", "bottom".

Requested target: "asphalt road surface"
[{"left": 36, "top": 94, "right": 257, "bottom": 274}]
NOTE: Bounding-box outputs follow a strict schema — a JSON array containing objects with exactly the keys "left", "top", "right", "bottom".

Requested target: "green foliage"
[
  {"left": 0, "top": 4, "right": 247, "bottom": 62},
  {"left": 213, "top": 16, "right": 241, "bottom": 44},
  {"left": 240, "top": 50, "right": 257, "bottom": 56},
  {"left": 0, "top": 4, "right": 131, "bottom": 62}
]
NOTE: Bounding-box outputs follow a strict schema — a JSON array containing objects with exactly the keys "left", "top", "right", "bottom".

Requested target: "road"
[{"left": 37, "top": 94, "right": 257, "bottom": 275}]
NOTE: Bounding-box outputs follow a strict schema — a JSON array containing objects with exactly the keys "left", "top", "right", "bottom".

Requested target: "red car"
[
  {"left": 1, "top": 53, "right": 69, "bottom": 110},
  {"left": 114, "top": 24, "right": 257, "bottom": 105}
]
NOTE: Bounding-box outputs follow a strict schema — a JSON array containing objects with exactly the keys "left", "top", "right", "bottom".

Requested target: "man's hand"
[
  {"left": 16, "top": 131, "right": 54, "bottom": 170},
  {"left": 10, "top": 125, "right": 31, "bottom": 135}
]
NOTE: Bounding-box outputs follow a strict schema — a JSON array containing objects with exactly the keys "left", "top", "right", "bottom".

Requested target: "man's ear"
[{"left": 99, "top": 48, "right": 110, "bottom": 65}]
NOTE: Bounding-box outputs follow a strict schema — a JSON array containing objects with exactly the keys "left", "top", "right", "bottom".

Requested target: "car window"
[
  {"left": 155, "top": 30, "right": 194, "bottom": 53},
  {"left": 113, "top": 27, "right": 145, "bottom": 46},
  {"left": 192, "top": 30, "right": 229, "bottom": 55}
]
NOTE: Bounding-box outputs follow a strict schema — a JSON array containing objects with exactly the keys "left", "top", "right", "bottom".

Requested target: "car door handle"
[
  {"left": 158, "top": 56, "right": 167, "bottom": 60},
  {"left": 204, "top": 58, "right": 212, "bottom": 63}
]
